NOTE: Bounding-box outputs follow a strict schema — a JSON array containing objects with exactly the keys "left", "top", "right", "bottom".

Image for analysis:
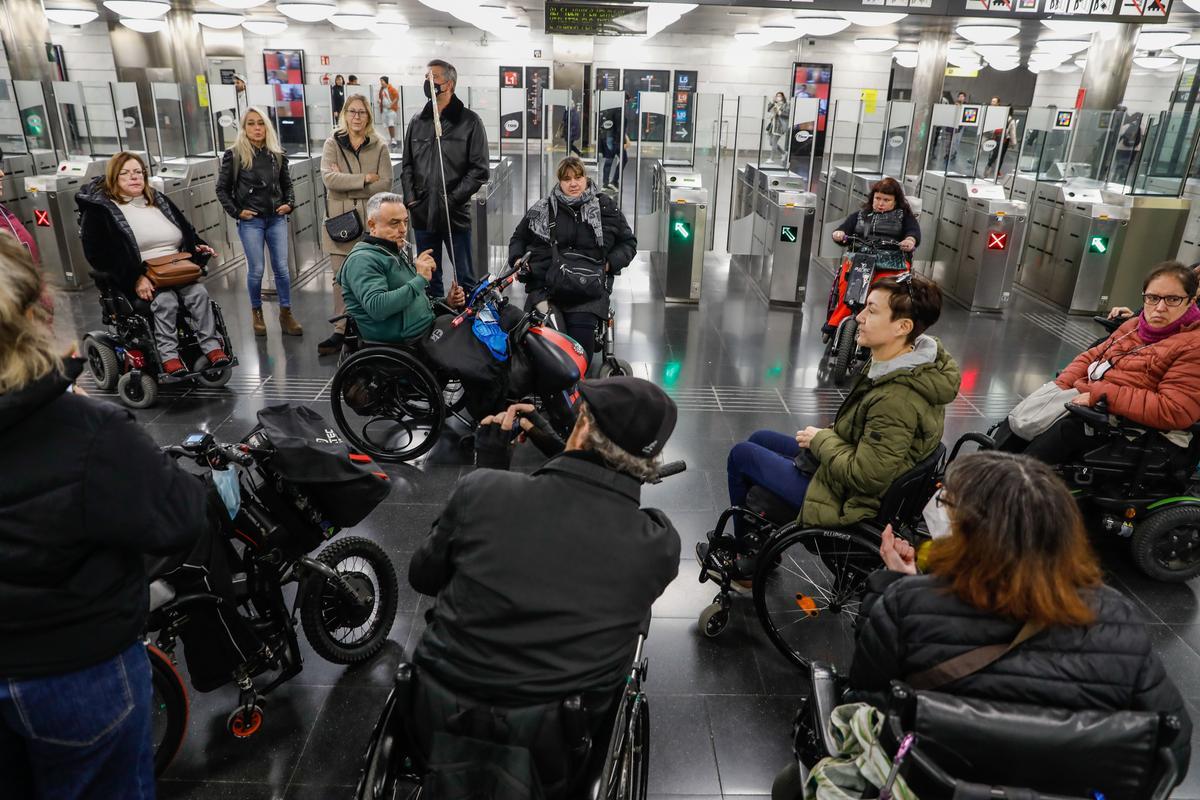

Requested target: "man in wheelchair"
[
  {"left": 774, "top": 452, "right": 1191, "bottom": 800},
  {"left": 338, "top": 192, "right": 466, "bottom": 346},
  {"left": 392, "top": 378, "right": 681, "bottom": 795}
]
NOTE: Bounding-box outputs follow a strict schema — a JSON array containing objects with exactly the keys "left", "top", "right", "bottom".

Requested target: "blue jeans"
[
  {"left": 0, "top": 642, "right": 155, "bottom": 800},
  {"left": 601, "top": 150, "right": 627, "bottom": 187},
  {"left": 414, "top": 227, "right": 474, "bottom": 297},
  {"left": 238, "top": 213, "right": 292, "bottom": 308},
  {"left": 727, "top": 430, "right": 811, "bottom": 534}
]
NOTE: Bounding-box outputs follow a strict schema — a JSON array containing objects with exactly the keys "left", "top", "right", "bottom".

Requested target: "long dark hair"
[
  {"left": 860, "top": 176, "right": 912, "bottom": 217},
  {"left": 925, "top": 451, "right": 1102, "bottom": 627}
]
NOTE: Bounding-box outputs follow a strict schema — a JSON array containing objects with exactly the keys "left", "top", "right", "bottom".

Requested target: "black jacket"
[
  {"left": 76, "top": 177, "right": 212, "bottom": 298},
  {"left": 215, "top": 147, "right": 296, "bottom": 219},
  {"left": 507, "top": 189, "right": 637, "bottom": 317},
  {"left": 401, "top": 94, "right": 490, "bottom": 232},
  {"left": 409, "top": 452, "right": 680, "bottom": 704},
  {"left": 0, "top": 361, "right": 206, "bottom": 678},
  {"left": 850, "top": 572, "right": 1192, "bottom": 774},
  {"left": 835, "top": 208, "right": 921, "bottom": 247}
]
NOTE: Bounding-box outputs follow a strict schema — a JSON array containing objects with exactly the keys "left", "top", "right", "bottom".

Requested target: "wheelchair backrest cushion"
[
  {"left": 875, "top": 442, "right": 945, "bottom": 526},
  {"left": 906, "top": 690, "right": 1161, "bottom": 799}
]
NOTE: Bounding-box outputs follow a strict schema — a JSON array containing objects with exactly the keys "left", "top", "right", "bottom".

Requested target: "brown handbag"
[{"left": 144, "top": 252, "right": 203, "bottom": 289}]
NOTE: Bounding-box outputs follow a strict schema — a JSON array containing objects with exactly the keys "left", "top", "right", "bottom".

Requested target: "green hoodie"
[
  {"left": 338, "top": 237, "right": 435, "bottom": 343},
  {"left": 803, "top": 335, "right": 961, "bottom": 527}
]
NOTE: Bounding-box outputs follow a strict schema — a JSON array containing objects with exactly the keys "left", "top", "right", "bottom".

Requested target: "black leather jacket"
[
  {"left": 401, "top": 94, "right": 490, "bottom": 232},
  {"left": 215, "top": 146, "right": 296, "bottom": 219}
]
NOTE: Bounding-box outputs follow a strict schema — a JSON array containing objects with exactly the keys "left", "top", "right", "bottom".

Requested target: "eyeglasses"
[
  {"left": 894, "top": 270, "right": 916, "bottom": 302},
  {"left": 118, "top": 169, "right": 145, "bottom": 178},
  {"left": 345, "top": 109, "right": 368, "bottom": 117},
  {"left": 934, "top": 491, "right": 955, "bottom": 510},
  {"left": 1142, "top": 293, "right": 1189, "bottom": 308}
]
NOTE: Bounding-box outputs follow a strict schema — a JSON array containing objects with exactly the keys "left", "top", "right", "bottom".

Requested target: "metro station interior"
[{"left": 10, "top": 0, "right": 1200, "bottom": 797}]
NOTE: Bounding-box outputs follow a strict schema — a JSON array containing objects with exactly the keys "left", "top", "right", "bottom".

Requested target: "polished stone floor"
[{"left": 53, "top": 245, "right": 1200, "bottom": 800}]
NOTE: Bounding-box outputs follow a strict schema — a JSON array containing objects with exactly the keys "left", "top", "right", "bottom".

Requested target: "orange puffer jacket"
[{"left": 1056, "top": 316, "right": 1200, "bottom": 430}]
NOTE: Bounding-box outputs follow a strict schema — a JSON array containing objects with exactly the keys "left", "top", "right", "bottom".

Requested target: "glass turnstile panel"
[
  {"left": 151, "top": 83, "right": 187, "bottom": 160},
  {"left": 881, "top": 101, "right": 915, "bottom": 179},
  {"left": 13, "top": 80, "right": 56, "bottom": 158},
  {"left": 209, "top": 83, "right": 239, "bottom": 152},
  {"left": 634, "top": 90, "right": 667, "bottom": 244},
  {"left": 468, "top": 86, "right": 500, "bottom": 159},
  {"left": 52, "top": 81, "right": 91, "bottom": 157},
  {"left": 1130, "top": 109, "right": 1200, "bottom": 196},
  {"left": 0, "top": 80, "right": 28, "bottom": 156},
  {"left": 112, "top": 82, "right": 148, "bottom": 156},
  {"left": 595, "top": 90, "right": 627, "bottom": 209},
  {"left": 304, "top": 82, "right": 333, "bottom": 150}
]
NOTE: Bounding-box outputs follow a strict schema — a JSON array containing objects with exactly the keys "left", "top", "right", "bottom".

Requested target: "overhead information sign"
[
  {"left": 645, "top": 0, "right": 1171, "bottom": 23},
  {"left": 545, "top": 2, "right": 648, "bottom": 35}
]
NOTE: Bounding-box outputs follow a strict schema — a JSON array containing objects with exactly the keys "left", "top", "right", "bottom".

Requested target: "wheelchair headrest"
[
  {"left": 875, "top": 442, "right": 946, "bottom": 526},
  {"left": 888, "top": 685, "right": 1177, "bottom": 800}
]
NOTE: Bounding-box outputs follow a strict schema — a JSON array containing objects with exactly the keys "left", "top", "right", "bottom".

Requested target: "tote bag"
[{"left": 1007, "top": 381, "right": 1080, "bottom": 440}]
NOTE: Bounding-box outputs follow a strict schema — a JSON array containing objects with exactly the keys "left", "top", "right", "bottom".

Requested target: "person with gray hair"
[{"left": 337, "top": 191, "right": 465, "bottom": 344}]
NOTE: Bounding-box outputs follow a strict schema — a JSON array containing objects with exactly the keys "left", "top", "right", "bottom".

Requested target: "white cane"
[{"left": 428, "top": 74, "right": 457, "bottom": 278}]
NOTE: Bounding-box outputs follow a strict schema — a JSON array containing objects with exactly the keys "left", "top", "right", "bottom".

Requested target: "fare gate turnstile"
[
  {"left": 25, "top": 158, "right": 108, "bottom": 291},
  {"left": 946, "top": 195, "right": 1028, "bottom": 313},
  {"left": 154, "top": 157, "right": 224, "bottom": 262},
  {"left": 470, "top": 156, "right": 514, "bottom": 279},
  {"left": 651, "top": 162, "right": 707, "bottom": 303},
  {"left": 760, "top": 190, "right": 817, "bottom": 306}
]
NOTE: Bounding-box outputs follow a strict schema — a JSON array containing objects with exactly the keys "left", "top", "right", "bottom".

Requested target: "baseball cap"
[{"left": 576, "top": 376, "right": 677, "bottom": 458}]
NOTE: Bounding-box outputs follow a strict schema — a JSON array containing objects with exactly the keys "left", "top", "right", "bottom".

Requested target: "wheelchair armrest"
[
  {"left": 809, "top": 661, "right": 842, "bottom": 759},
  {"left": 329, "top": 314, "right": 350, "bottom": 324}
]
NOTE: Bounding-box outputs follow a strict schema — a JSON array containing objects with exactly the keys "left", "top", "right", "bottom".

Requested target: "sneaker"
[
  {"left": 163, "top": 357, "right": 186, "bottom": 376},
  {"left": 206, "top": 349, "right": 231, "bottom": 368},
  {"left": 318, "top": 332, "right": 344, "bottom": 356}
]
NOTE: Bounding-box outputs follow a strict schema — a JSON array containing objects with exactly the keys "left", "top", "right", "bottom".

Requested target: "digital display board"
[{"left": 545, "top": 2, "right": 648, "bottom": 36}]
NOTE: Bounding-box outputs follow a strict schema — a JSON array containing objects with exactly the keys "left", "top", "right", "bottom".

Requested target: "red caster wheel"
[{"left": 226, "top": 704, "right": 264, "bottom": 739}]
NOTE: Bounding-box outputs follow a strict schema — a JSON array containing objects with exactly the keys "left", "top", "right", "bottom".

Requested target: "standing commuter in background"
[{"left": 378, "top": 76, "right": 400, "bottom": 148}]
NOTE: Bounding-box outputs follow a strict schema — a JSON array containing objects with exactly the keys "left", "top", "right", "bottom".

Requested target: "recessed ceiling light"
[
  {"left": 119, "top": 16, "right": 166, "bottom": 31},
  {"left": 43, "top": 2, "right": 99, "bottom": 24},
  {"left": 195, "top": 12, "right": 245, "bottom": 28},
  {"left": 275, "top": 0, "right": 335, "bottom": 22},
  {"left": 242, "top": 16, "right": 287, "bottom": 33},
  {"left": 955, "top": 24, "right": 1019, "bottom": 44},
  {"left": 102, "top": 0, "right": 168, "bottom": 18}
]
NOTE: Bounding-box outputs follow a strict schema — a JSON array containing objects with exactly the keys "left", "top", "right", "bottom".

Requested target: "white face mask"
[{"left": 922, "top": 488, "right": 952, "bottom": 540}]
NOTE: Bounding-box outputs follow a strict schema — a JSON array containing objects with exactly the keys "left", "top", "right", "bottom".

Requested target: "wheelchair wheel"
[
  {"left": 331, "top": 348, "right": 446, "bottom": 462},
  {"left": 1131, "top": 505, "right": 1200, "bottom": 582},
  {"left": 147, "top": 644, "right": 188, "bottom": 777},
  {"left": 300, "top": 536, "right": 400, "bottom": 664},
  {"left": 753, "top": 525, "right": 883, "bottom": 671},
  {"left": 117, "top": 371, "right": 158, "bottom": 409},
  {"left": 830, "top": 319, "right": 857, "bottom": 385},
  {"left": 600, "top": 690, "right": 649, "bottom": 800},
  {"left": 598, "top": 358, "right": 634, "bottom": 379},
  {"left": 356, "top": 688, "right": 422, "bottom": 800},
  {"left": 83, "top": 336, "right": 119, "bottom": 391},
  {"left": 191, "top": 356, "right": 232, "bottom": 389}
]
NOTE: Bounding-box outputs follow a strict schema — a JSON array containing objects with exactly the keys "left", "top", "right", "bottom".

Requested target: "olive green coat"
[{"left": 802, "top": 336, "right": 961, "bottom": 527}]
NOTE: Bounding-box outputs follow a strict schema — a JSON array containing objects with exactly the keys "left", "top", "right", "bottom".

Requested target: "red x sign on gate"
[
  {"left": 34, "top": 209, "right": 51, "bottom": 227},
  {"left": 986, "top": 231, "right": 1007, "bottom": 251}
]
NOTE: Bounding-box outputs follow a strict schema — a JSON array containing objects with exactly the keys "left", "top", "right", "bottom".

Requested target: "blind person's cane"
[{"left": 428, "top": 73, "right": 458, "bottom": 282}]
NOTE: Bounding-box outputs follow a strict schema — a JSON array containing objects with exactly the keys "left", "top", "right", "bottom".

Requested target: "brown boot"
[
  {"left": 279, "top": 307, "right": 304, "bottom": 336},
  {"left": 252, "top": 307, "right": 266, "bottom": 337}
]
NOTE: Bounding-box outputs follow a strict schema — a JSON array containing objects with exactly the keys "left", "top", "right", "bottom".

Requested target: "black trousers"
[
  {"left": 994, "top": 415, "right": 1093, "bottom": 466},
  {"left": 563, "top": 312, "right": 601, "bottom": 359}
]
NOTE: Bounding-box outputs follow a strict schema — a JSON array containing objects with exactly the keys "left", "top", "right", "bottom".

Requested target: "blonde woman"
[
  {"left": 0, "top": 234, "right": 205, "bottom": 798},
  {"left": 215, "top": 106, "right": 302, "bottom": 337},
  {"left": 317, "top": 93, "right": 392, "bottom": 356}
]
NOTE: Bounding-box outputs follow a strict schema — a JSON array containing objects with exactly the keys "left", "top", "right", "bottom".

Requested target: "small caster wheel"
[
  {"left": 699, "top": 602, "right": 730, "bottom": 638},
  {"left": 227, "top": 704, "right": 264, "bottom": 739}
]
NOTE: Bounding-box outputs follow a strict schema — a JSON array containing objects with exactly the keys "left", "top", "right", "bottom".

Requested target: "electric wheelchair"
[
  {"left": 82, "top": 270, "right": 237, "bottom": 408},
  {"left": 776, "top": 660, "right": 1184, "bottom": 800},
  {"left": 355, "top": 631, "right": 651, "bottom": 800}
]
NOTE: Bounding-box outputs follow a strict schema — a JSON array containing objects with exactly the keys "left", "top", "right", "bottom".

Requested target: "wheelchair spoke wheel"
[
  {"left": 331, "top": 349, "right": 446, "bottom": 462},
  {"left": 600, "top": 691, "right": 649, "bottom": 800},
  {"left": 753, "top": 526, "right": 883, "bottom": 671},
  {"left": 147, "top": 645, "right": 188, "bottom": 777}
]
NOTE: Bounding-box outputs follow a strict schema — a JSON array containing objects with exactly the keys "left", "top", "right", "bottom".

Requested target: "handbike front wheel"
[
  {"left": 753, "top": 524, "right": 883, "bottom": 671},
  {"left": 148, "top": 644, "right": 189, "bottom": 777}
]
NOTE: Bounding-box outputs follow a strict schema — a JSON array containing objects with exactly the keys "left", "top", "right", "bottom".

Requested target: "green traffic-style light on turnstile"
[
  {"left": 672, "top": 221, "right": 690, "bottom": 240},
  {"left": 1088, "top": 235, "right": 1109, "bottom": 254},
  {"left": 780, "top": 225, "right": 797, "bottom": 243},
  {"left": 663, "top": 360, "right": 682, "bottom": 387}
]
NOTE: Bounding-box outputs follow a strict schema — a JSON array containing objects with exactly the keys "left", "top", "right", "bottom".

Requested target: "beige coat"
[{"left": 320, "top": 133, "right": 393, "bottom": 256}]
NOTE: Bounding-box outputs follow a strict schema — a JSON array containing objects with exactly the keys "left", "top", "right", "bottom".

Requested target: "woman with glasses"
[
  {"left": 317, "top": 93, "right": 393, "bottom": 356},
  {"left": 703, "top": 273, "right": 959, "bottom": 581},
  {"left": 998, "top": 262, "right": 1200, "bottom": 464},
  {"left": 78, "top": 151, "right": 228, "bottom": 377}
]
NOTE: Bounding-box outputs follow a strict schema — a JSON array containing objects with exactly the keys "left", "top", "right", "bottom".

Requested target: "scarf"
[
  {"left": 1138, "top": 303, "right": 1200, "bottom": 344},
  {"left": 527, "top": 182, "right": 604, "bottom": 246}
]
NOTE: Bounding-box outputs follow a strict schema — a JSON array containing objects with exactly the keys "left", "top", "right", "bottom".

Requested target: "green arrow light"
[
  {"left": 1089, "top": 235, "right": 1108, "bottom": 254},
  {"left": 673, "top": 221, "right": 690, "bottom": 240},
  {"left": 780, "top": 226, "right": 797, "bottom": 243}
]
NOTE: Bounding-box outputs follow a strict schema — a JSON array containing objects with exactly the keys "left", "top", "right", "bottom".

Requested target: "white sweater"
[{"left": 117, "top": 196, "right": 183, "bottom": 261}]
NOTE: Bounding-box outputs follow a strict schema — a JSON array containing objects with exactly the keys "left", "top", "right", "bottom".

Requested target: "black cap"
[{"left": 577, "top": 377, "right": 677, "bottom": 458}]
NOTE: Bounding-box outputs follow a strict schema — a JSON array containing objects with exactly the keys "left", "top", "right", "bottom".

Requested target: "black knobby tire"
[
  {"left": 599, "top": 358, "right": 634, "bottom": 378},
  {"left": 147, "top": 645, "right": 188, "bottom": 777},
  {"left": 753, "top": 525, "right": 884, "bottom": 671},
  {"left": 84, "top": 337, "right": 119, "bottom": 391},
  {"left": 831, "top": 319, "right": 857, "bottom": 385},
  {"left": 301, "top": 536, "right": 400, "bottom": 664},
  {"left": 1131, "top": 505, "right": 1200, "bottom": 583},
  {"left": 191, "top": 355, "right": 233, "bottom": 388}
]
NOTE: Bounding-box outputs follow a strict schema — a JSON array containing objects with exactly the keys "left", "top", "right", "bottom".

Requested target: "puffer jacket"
[
  {"left": 850, "top": 571, "right": 1192, "bottom": 776},
  {"left": 401, "top": 94, "right": 490, "bottom": 233},
  {"left": 215, "top": 145, "right": 296, "bottom": 219},
  {"left": 1055, "top": 315, "right": 1200, "bottom": 430},
  {"left": 76, "top": 177, "right": 212, "bottom": 298},
  {"left": 804, "top": 336, "right": 960, "bottom": 527},
  {"left": 320, "top": 132, "right": 393, "bottom": 257},
  {"left": 507, "top": 187, "right": 637, "bottom": 318}
]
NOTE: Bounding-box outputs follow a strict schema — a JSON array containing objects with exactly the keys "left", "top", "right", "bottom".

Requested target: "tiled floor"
[{"left": 53, "top": 241, "right": 1200, "bottom": 799}]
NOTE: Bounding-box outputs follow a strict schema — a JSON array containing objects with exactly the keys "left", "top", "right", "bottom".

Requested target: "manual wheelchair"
[
  {"left": 82, "top": 270, "right": 237, "bottom": 408},
  {"left": 697, "top": 433, "right": 992, "bottom": 672},
  {"left": 774, "top": 660, "right": 1184, "bottom": 800},
  {"left": 355, "top": 632, "right": 651, "bottom": 800}
]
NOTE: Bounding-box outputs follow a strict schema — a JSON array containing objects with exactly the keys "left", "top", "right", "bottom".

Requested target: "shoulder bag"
[
  {"left": 903, "top": 620, "right": 1044, "bottom": 691},
  {"left": 323, "top": 139, "right": 364, "bottom": 243},
  {"left": 144, "top": 252, "right": 202, "bottom": 289},
  {"left": 1007, "top": 380, "right": 1079, "bottom": 440},
  {"left": 543, "top": 196, "right": 606, "bottom": 303}
]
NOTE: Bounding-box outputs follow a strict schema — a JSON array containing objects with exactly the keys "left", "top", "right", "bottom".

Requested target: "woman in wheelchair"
[
  {"left": 709, "top": 273, "right": 959, "bottom": 579},
  {"left": 507, "top": 155, "right": 636, "bottom": 359},
  {"left": 78, "top": 151, "right": 228, "bottom": 376},
  {"left": 998, "top": 262, "right": 1200, "bottom": 465}
]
